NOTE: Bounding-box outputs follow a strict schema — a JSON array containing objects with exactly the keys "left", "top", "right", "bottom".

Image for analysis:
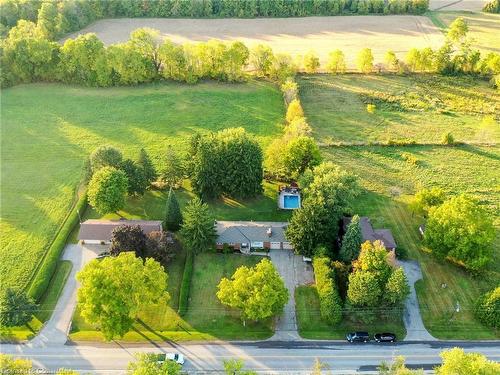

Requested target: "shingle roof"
[
  {"left": 78, "top": 219, "right": 163, "bottom": 241},
  {"left": 216, "top": 221, "right": 288, "bottom": 244},
  {"left": 343, "top": 217, "right": 397, "bottom": 250}
]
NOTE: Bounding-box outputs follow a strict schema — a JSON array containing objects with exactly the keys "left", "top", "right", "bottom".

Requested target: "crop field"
[
  {"left": 64, "top": 15, "right": 444, "bottom": 69},
  {"left": 429, "top": 1, "right": 488, "bottom": 12},
  {"left": 0, "top": 81, "right": 284, "bottom": 294},
  {"left": 299, "top": 74, "right": 500, "bottom": 144}
]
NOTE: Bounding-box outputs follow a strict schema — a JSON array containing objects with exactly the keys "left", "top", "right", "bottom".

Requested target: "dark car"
[
  {"left": 96, "top": 251, "right": 111, "bottom": 259},
  {"left": 346, "top": 331, "right": 369, "bottom": 343},
  {"left": 374, "top": 333, "right": 396, "bottom": 342}
]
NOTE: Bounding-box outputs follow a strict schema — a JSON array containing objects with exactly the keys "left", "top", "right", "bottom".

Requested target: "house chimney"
[{"left": 267, "top": 227, "right": 272, "bottom": 237}]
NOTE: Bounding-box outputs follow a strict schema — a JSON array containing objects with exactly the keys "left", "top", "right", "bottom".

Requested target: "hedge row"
[
  {"left": 313, "top": 256, "right": 343, "bottom": 325},
  {"left": 177, "top": 249, "right": 194, "bottom": 316},
  {"left": 27, "top": 192, "right": 87, "bottom": 302}
]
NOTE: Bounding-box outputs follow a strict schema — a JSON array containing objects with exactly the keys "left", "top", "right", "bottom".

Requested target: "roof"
[
  {"left": 343, "top": 217, "right": 397, "bottom": 250},
  {"left": 78, "top": 219, "right": 163, "bottom": 241},
  {"left": 216, "top": 221, "right": 288, "bottom": 244}
]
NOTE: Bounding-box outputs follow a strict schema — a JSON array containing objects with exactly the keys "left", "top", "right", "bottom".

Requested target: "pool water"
[{"left": 283, "top": 194, "right": 300, "bottom": 209}]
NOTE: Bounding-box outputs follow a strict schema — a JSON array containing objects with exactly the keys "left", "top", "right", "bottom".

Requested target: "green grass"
[
  {"left": 299, "top": 74, "right": 499, "bottom": 145},
  {"left": 70, "top": 252, "right": 272, "bottom": 342},
  {"left": 0, "top": 260, "right": 72, "bottom": 342},
  {"left": 429, "top": 11, "right": 500, "bottom": 54},
  {"left": 0, "top": 80, "right": 284, "bottom": 293},
  {"left": 295, "top": 286, "right": 406, "bottom": 340}
]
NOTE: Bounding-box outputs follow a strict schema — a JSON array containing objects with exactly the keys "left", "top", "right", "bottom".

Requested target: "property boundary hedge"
[
  {"left": 313, "top": 256, "right": 342, "bottom": 325},
  {"left": 27, "top": 191, "right": 87, "bottom": 302},
  {"left": 178, "top": 250, "right": 194, "bottom": 316}
]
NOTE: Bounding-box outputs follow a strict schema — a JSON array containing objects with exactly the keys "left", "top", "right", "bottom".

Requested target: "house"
[
  {"left": 215, "top": 221, "right": 292, "bottom": 253},
  {"left": 278, "top": 184, "right": 301, "bottom": 210},
  {"left": 78, "top": 219, "right": 163, "bottom": 244},
  {"left": 342, "top": 216, "right": 397, "bottom": 251}
]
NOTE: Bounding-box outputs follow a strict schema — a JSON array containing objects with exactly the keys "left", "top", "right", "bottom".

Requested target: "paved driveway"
[
  {"left": 269, "top": 249, "right": 314, "bottom": 341},
  {"left": 29, "top": 243, "right": 106, "bottom": 347}
]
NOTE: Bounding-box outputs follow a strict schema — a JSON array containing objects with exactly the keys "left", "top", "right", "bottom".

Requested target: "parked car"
[
  {"left": 374, "top": 333, "right": 396, "bottom": 342},
  {"left": 153, "top": 353, "right": 185, "bottom": 365},
  {"left": 96, "top": 251, "right": 111, "bottom": 259},
  {"left": 346, "top": 332, "right": 369, "bottom": 342}
]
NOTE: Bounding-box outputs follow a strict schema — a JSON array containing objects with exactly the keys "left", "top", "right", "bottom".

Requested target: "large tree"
[
  {"left": 87, "top": 167, "right": 128, "bottom": 214},
  {"left": 339, "top": 215, "right": 363, "bottom": 263},
  {"left": 409, "top": 187, "right": 446, "bottom": 217},
  {"left": 384, "top": 267, "right": 410, "bottom": 306},
  {"left": 36, "top": 1, "right": 59, "bottom": 39},
  {"left": 164, "top": 188, "right": 183, "bottom": 231},
  {"left": 145, "top": 231, "right": 178, "bottom": 264},
  {"left": 0, "top": 288, "right": 37, "bottom": 327},
  {"left": 0, "top": 355, "right": 33, "bottom": 374},
  {"left": 285, "top": 99, "right": 304, "bottom": 124},
  {"left": 160, "top": 146, "right": 184, "bottom": 189},
  {"left": 127, "top": 353, "right": 181, "bottom": 375},
  {"left": 347, "top": 271, "right": 382, "bottom": 307},
  {"left": 435, "top": 348, "right": 500, "bottom": 375},
  {"left": 356, "top": 48, "right": 374, "bottom": 73},
  {"left": 303, "top": 50, "right": 320, "bottom": 73},
  {"left": 90, "top": 145, "right": 123, "bottom": 172},
  {"left": 327, "top": 50, "right": 347, "bottom": 74},
  {"left": 424, "top": 194, "right": 495, "bottom": 271},
  {"left": 179, "top": 197, "right": 216, "bottom": 254},
  {"left": 217, "top": 258, "right": 289, "bottom": 324},
  {"left": 109, "top": 225, "right": 147, "bottom": 258},
  {"left": 120, "top": 159, "right": 147, "bottom": 196},
  {"left": 474, "top": 287, "right": 500, "bottom": 329},
  {"left": 128, "top": 28, "right": 163, "bottom": 75},
  {"left": 137, "top": 148, "right": 157, "bottom": 187},
  {"left": 77, "top": 252, "right": 169, "bottom": 340},
  {"left": 281, "top": 136, "right": 322, "bottom": 179}
]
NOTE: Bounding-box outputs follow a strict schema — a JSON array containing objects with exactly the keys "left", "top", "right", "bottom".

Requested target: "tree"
[
  {"left": 327, "top": 50, "right": 346, "bottom": 74},
  {"left": 164, "top": 188, "right": 183, "bottom": 231},
  {"left": 384, "top": 267, "right": 410, "bottom": 306},
  {"left": 120, "top": 159, "right": 147, "bottom": 196},
  {"left": 77, "top": 252, "right": 169, "bottom": 340},
  {"left": 339, "top": 215, "right": 363, "bottom": 263},
  {"left": 356, "top": 240, "right": 392, "bottom": 283},
  {"left": 285, "top": 99, "right": 305, "bottom": 123},
  {"left": 225, "top": 41, "right": 250, "bottom": 81},
  {"left": 145, "top": 231, "right": 177, "bottom": 264},
  {"left": 347, "top": 271, "right": 382, "bottom": 307},
  {"left": 282, "top": 136, "right": 322, "bottom": 179},
  {"left": 161, "top": 146, "right": 184, "bottom": 188},
  {"left": 36, "top": 1, "right": 59, "bottom": 39},
  {"left": 441, "top": 132, "right": 455, "bottom": 145},
  {"left": 0, "top": 355, "right": 33, "bottom": 374},
  {"left": 90, "top": 145, "right": 123, "bottom": 172},
  {"left": 313, "top": 256, "right": 342, "bottom": 325},
  {"left": 280, "top": 78, "right": 298, "bottom": 105},
  {"left": 447, "top": 17, "right": 468, "bottom": 44},
  {"left": 217, "top": 258, "right": 289, "bottom": 324},
  {"left": 107, "top": 42, "right": 157, "bottom": 85},
  {"left": 424, "top": 195, "right": 495, "bottom": 271},
  {"left": 0, "top": 288, "right": 37, "bottom": 327},
  {"left": 109, "top": 225, "right": 147, "bottom": 257},
  {"left": 269, "top": 53, "right": 296, "bottom": 83},
  {"left": 128, "top": 28, "right": 163, "bottom": 74},
  {"left": 378, "top": 356, "right": 424, "bottom": 374},
  {"left": 384, "top": 50, "right": 399, "bottom": 72},
  {"left": 406, "top": 48, "right": 421, "bottom": 72},
  {"left": 311, "top": 358, "right": 330, "bottom": 375},
  {"left": 356, "top": 48, "right": 374, "bottom": 74},
  {"left": 179, "top": 197, "right": 216, "bottom": 254},
  {"left": 250, "top": 44, "right": 274, "bottom": 77},
  {"left": 410, "top": 187, "right": 446, "bottom": 217},
  {"left": 435, "top": 348, "right": 500, "bottom": 375},
  {"left": 223, "top": 359, "right": 257, "bottom": 375},
  {"left": 474, "top": 287, "right": 500, "bottom": 329},
  {"left": 127, "top": 353, "right": 181, "bottom": 375},
  {"left": 87, "top": 167, "right": 128, "bottom": 214},
  {"left": 137, "top": 148, "right": 157, "bottom": 187},
  {"left": 303, "top": 50, "right": 320, "bottom": 73}
]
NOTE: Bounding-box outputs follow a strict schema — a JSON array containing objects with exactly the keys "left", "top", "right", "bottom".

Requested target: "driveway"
[
  {"left": 28, "top": 243, "right": 106, "bottom": 347},
  {"left": 399, "top": 260, "right": 436, "bottom": 341},
  {"left": 269, "top": 249, "right": 314, "bottom": 341}
]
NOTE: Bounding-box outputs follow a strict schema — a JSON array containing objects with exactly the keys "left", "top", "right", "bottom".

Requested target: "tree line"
[{"left": 0, "top": 0, "right": 430, "bottom": 38}]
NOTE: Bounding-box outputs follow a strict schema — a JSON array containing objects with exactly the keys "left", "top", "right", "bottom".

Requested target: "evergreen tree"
[
  {"left": 164, "top": 188, "right": 183, "bottom": 231},
  {"left": 137, "top": 148, "right": 157, "bottom": 186},
  {"left": 0, "top": 289, "right": 37, "bottom": 327},
  {"left": 339, "top": 215, "right": 362, "bottom": 263},
  {"left": 179, "top": 197, "right": 216, "bottom": 254},
  {"left": 120, "top": 159, "right": 147, "bottom": 196},
  {"left": 161, "top": 146, "right": 184, "bottom": 188}
]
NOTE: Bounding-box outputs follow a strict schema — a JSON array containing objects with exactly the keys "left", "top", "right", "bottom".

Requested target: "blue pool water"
[{"left": 283, "top": 195, "right": 300, "bottom": 209}]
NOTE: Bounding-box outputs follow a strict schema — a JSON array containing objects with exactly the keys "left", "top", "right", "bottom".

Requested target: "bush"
[
  {"left": 441, "top": 132, "right": 455, "bottom": 145},
  {"left": 27, "top": 192, "right": 88, "bottom": 302},
  {"left": 366, "top": 104, "right": 376, "bottom": 114},
  {"left": 483, "top": 0, "right": 500, "bottom": 13},
  {"left": 474, "top": 287, "right": 500, "bottom": 329},
  {"left": 313, "top": 256, "right": 342, "bottom": 325},
  {"left": 178, "top": 250, "right": 194, "bottom": 316}
]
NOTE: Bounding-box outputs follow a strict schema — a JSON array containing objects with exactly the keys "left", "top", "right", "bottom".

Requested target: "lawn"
[
  {"left": 299, "top": 74, "right": 500, "bottom": 145},
  {"left": 295, "top": 286, "right": 406, "bottom": 340},
  {"left": 429, "top": 11, "right": 500, "bottom": 54},
  {"left": 70, "top": 252, "right": 272, "bottom": 342},
  {"left": 0, "top": 80, "right": 284, "bottom": 293}
]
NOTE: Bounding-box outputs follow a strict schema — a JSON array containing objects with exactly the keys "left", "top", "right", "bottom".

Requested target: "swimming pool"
[{"left": 283, "top": 194, "right": 300, "bottom": 209}]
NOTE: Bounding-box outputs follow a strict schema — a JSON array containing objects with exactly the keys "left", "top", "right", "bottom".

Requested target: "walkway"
[
  {"left": 399, "top": 260, "right": 436, "bottom": 342},
  {"left": 28, "top": 244, "right": 104, "bottom": 347},
  {"left": 269, "top": 249, "right": 314, "bottom": 341}
]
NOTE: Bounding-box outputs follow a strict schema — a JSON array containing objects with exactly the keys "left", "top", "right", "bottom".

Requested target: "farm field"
[
  {"left": 430, "top": 10, "right": 500, "bottom": 53},
  {"left": 64, "top": 15, "right": 444, "bottom": 69},
  {"left": 429, "top": 1, "right": 488, "bottom": 12},
  {"left": 70, "top": 253, "right": 272, "bottom": 341},
  {"left": 0, "top": 81, "right": 284, "bottom": 294},
  {"left": 298, "top": 74, "right": 500, "bottom": 145}
]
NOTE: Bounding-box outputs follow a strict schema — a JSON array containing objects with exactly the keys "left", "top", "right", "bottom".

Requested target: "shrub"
[
  {"left": 280, "top": 79, "right": 298, "bottom": 106},
  {"left": 366, "top": 104, "right": 376, "bottom": 114},
  {"left": 483, "top": 0, "right": 500, "bottom": 13},
  {"left": 313, "top": 256, "right": 342, "bottom": 325},
  {"left": 400, "top": 152, "right": 420, "bottom": 166},
  {"left": 474, "top": 287, "right": 500, "bottom": 329},
  {"left": 28, "top": 192, "right": 88, "bottom": 301},
  {"left": 441, "top": 132, "right": 455, "bottom": 145},
  {"left": 285, "top": 99, "right": 305, "bottom": 124},
  {"left": 178, "top": 250, "right": 193, "bottom": 316}
]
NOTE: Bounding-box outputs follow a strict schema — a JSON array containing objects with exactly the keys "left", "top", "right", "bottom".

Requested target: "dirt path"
[{"left": 64, "top": 15, "right": 444, "bottom": 68}]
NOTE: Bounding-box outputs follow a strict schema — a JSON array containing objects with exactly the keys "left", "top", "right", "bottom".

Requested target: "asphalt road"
[{"left": 2, "top": 340, "right": 499, "bottom": 374}]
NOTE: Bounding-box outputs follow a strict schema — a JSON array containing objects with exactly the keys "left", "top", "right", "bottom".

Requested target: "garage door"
[
  {"left": 282, "top": 242, "right": 293, "bottom": 250},
  {"left": 270, "top": 242, "right": 282, "bottom": 249}
]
